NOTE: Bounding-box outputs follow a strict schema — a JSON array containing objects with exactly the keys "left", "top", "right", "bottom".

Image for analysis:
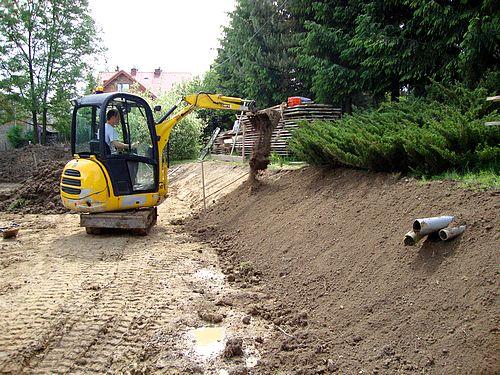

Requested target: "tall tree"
[
  {"left": 292, "top": 0, "right": 499, "bottom": 106},
  {"left": 292, "top": 0, "right": 365, "bottom": 112},
  {"left": 212, "top": 0, "right": 303, "bottom": 108},
  {"left": 0, "top": 0, "right": 102, "bottom": 144}
]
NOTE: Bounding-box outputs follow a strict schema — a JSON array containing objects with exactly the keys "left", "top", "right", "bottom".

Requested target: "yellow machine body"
[{"left": 60, "top": 156, "right": 167, "bottom": 213}]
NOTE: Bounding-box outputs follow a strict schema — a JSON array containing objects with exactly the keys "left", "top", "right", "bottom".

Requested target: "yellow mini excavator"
[{"left": 60, "top": 92, "right": 255, "bottom": 234}]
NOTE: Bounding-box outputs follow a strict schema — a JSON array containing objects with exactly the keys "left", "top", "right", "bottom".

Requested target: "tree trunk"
[
  {"left": 27, "top": 38, "right": 39, "bottom": 144},
  {"left": 390, "top": 80, "right": 400, "bottom": 102},
  {"left": 41, "top": 108, "right": 48, "bottom": 145},
  {"left": 343, "top": 96, "right": 353, "bottom": 115},
  {"left": 31, "top": 110, "right": 39, "bottom": 144}
]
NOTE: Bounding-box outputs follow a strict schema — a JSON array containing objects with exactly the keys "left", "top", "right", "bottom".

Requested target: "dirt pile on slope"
[
  {"left": 190, "top": 167, "right": 499, "bottom": 374},
  {"left": 0, "top": 161, "right": 67, "bottom": 214},
  {"left": 247, "top": 109, "right": 281, "bottom": 182},
  {"left": 0, "top": 144, "right": 69, "bottom": 183}
]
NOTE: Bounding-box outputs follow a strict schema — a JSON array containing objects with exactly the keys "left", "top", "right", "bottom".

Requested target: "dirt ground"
[
  {"left": 0, "top": 161, "right": 269, "bottom": 374},
  {"left": 1, "top": 154, "right": 498, "bottom": 374},
  {"left": 191, "top": 167, "right": 499, "bottom": 374}
]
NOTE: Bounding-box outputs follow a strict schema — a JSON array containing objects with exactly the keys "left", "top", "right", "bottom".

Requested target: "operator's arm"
[
  {"left": 106, "top": 125, "right": 138, "bottom": 151},
  {"left": 111, "top": 140, "right": 135, "bottom": 150}
]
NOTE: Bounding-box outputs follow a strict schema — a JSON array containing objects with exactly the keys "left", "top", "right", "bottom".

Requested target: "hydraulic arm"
[{"left": 156, "top": 93, "right": 255, "bottom": 153}]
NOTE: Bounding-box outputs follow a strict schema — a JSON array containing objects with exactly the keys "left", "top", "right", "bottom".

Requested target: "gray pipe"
[
  {"left": 439, "top": 225, "right": 466, "bottom": 241},
  {"left": 413, "top": 216, "right": 454, "bottom": 236},
  {"left": 404, "top": 230, "right": 424, "bottom": 246}
]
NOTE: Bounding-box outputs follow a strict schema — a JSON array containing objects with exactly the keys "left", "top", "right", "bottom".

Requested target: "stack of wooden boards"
[{"left": 212, "top": 103, "right": 342, "bottom": 157}]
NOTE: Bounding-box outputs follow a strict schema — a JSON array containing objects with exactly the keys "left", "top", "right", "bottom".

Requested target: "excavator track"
[{"left": 81, "top": 207, "right": 157, "bottom": 236}]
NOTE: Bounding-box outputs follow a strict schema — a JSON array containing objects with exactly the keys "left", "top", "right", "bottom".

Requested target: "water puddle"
[
  {"left": 189, "top": 327, "right": 226, "bottom": 360},
  {"left": 195, "top": 268, "right": 225, "bottom": 284}
]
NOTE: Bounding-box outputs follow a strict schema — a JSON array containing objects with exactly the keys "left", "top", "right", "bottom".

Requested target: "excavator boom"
[
  {"left": 183, "top": 93, "right": 255, "bottom": 112},
  {"left": 156, "top": 92, "right": 255, "bottom": 154}
]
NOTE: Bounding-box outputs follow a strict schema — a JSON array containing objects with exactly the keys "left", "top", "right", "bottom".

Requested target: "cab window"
[
  {"left": 103, "top": 101, "right": 154, "bottom": 158},
  {"left": 127, "top": 104, "right": 154, "bottom": 159},
  {"left": 75, "top": 106, "right": 98, "bottom": 154},
  {"left": 102, "top": 98, "right": 156, "bottom": 194}
]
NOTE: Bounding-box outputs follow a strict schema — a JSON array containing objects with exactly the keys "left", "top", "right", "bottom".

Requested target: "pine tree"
[{"left": 212, "top": 0, "right": 302, "bottom": 108}]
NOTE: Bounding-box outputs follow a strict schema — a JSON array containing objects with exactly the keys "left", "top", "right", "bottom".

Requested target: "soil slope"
[
  {"left": 0, "top": 145, "right": 70, "bottom": 214},
  {"left": 191, "top": 166, "right": 499, "bottom": 374},
  {"left": 0, "top": 144, "right": 69, "bottom": 183}
]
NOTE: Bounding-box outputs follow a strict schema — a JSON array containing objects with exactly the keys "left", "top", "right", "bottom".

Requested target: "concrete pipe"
[
  {"left": 404, "top": 230, "right": 424, "bottom": 246},
  {"left": 413, "top": 216, "right": 454, "bottom": 236},
  {"left": 439, "top": 225, "right": 466, "bottom": 241}
]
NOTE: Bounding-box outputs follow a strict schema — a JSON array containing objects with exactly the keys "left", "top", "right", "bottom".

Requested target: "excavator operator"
[{"left": 103, "top": 109, "right": 137, "bottom": 154}]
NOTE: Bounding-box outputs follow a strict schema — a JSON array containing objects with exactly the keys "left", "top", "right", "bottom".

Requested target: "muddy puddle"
[
  {"left": 183, "top": 264, "right": 268, "bottom": 373},
  {"left": 189, "top": 327, "right": 226, "bottom": 359}
]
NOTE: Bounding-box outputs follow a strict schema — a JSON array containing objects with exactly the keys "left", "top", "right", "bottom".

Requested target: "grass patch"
[
  {"left": 419, "top": 170, "right": 499, "bottom": 190},
  {"left": 269, "top": 152, "right": 306, "bottom": 170},
  {"left": 169, "top": 159, "right": 197, "bottom": 166},
  {"left": 8, "top": 198, "right": 28, "bottom": 211}
]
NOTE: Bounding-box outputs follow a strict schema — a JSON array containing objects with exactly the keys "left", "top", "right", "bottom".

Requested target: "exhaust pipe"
[
  {"left": 413, "top": 216, "right": 454, "bottom": 236},
  {"left": 439, "top": 225, "right": 466, "bottom": 241},
  {"left": 404, "top": 230, "right": 424, "bottom": 246}
]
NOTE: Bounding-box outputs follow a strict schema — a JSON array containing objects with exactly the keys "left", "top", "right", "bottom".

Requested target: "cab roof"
[{"left": 74, "top": 92, "right": 145, "bottom": 107}]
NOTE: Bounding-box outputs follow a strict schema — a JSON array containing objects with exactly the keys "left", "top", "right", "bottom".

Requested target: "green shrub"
[
  {"left": 6, "top": 125, "right": 25, "bottom": 148},
  {"left": 289, "top": 85, "right": 500, "bottom": 176},
  {"left": 8, "top": 198, "right": 28, "bottom": 211},
  {"left": 270, "top": 151, "right": 284, "bottom": 167},
  {"left": 24, "top": 130, "right": 35, "bottom": 144},
  {"left": 168, "top": 119, "right": 203, "bottom": 161}
]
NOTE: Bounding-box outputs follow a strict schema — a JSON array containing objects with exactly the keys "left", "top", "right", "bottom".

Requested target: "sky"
[{"left": 88, "top": 0, "right": 236, "bottom": 75}]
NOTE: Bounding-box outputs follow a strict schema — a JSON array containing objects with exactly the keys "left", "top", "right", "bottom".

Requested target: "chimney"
[
  {"left": 131, "top": 67, "right": 137, "bottom": 76},
  {"left": 154, "top": 68, "right": 161, "bottom": 78}
]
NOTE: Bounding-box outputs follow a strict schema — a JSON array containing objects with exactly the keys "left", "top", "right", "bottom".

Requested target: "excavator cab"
[{"left": 71, "top": 92, "right": 159, "bottom": 197}]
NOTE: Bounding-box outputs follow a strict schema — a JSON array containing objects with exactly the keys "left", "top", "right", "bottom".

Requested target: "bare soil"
[
  {"left": 0, "top": 145, "right": 70, "bottom": 214},
  {"left": 0, "top": 144, "right": 69, "bottom": 183},
  {"left": 1, "top": 153, "right": 498, "bottom": 374},
  {"left": 190, "top": 166, "right": 500, "bottom": 374},
  {"left": 0, "top": 161, "right": 269, "bottom": 374},
  {"left": 0, "top": 160, "right": 67, "bottom": 214}
]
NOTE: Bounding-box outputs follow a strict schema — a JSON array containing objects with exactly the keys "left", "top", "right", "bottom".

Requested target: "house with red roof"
[{"left": 99, "top": 68, "right": 193, "bottom": 98}]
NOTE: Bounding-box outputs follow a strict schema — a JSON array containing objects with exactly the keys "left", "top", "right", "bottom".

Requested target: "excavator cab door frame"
[{"left": 71, "top": 92, "right": 159, "bottom": 197}]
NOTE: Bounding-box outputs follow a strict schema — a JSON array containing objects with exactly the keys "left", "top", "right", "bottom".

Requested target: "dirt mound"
[
  {"left": 248, "top": 109, "right": 281, "bottom": 182},
  {"left": 0, "top": 144, "right": 69, "bottom": 183},
  {"left": 190, "top": 167, "right": 499, "bottom": 374},
  {"left": 0, "top": 160, "right": 67, "bottom": 214}
]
